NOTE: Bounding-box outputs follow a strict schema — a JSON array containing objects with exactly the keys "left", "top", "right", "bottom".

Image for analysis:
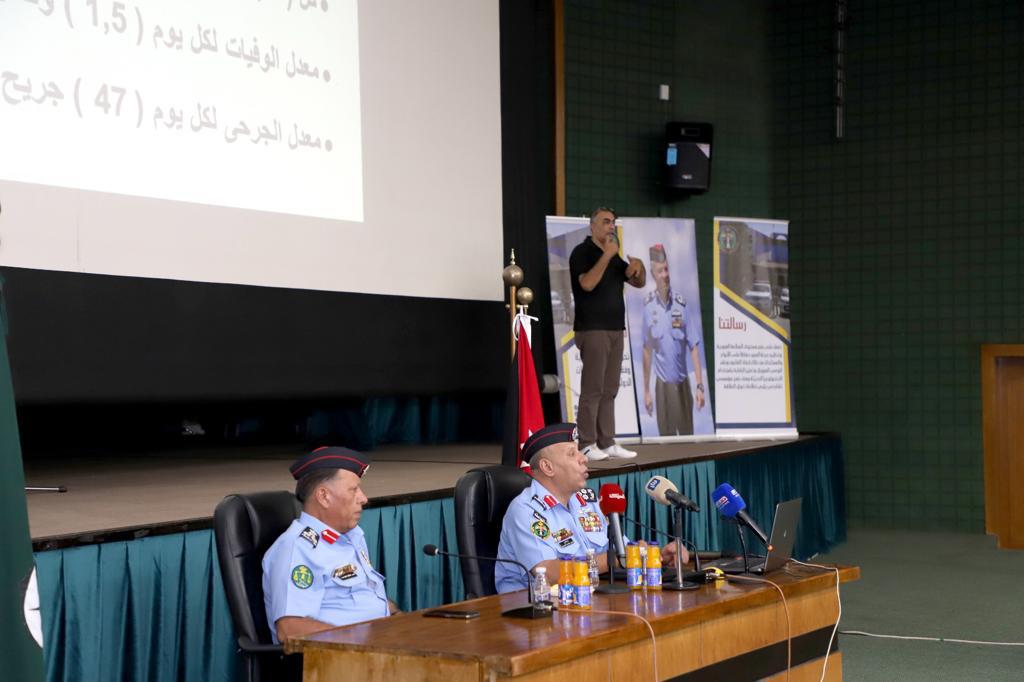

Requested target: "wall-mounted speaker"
[{"left": 663, "top": 122, "right": 713, "bottom": 193}]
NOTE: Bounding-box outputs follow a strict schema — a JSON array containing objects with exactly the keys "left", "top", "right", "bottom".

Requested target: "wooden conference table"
[{"left": 287, "top": 563, "right": 860, "bottom": 681}]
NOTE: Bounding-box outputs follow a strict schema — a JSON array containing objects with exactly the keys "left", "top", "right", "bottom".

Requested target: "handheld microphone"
[
  {"left": 421, "top": 544, "right": 551, "bottom": 619},
  {"left": 644, "top": 476, "right": 701, "bottom": 512},
  {"left": 598, "top": 483, "right": 628, "bottom": 561},
  {"left": 711, "top": 483, "right": 770, "bottom": 548}
]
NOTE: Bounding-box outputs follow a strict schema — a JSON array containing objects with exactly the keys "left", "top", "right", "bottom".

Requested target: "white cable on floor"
[
  {"left": 581, "top": 608, "right": 659, "bottom": 681},
  {"left": 727, "top": 574, "right": 791, "bottom": 682},
  {"left": 841, "top": 630, "right": 1024, "bottom": 647},
  {"left": 788, "top": 558, "right": 842, "bottom": 682}
]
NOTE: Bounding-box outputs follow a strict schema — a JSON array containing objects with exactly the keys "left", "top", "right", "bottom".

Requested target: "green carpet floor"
[{"left": 816, "top": 529, "right": 1024, "bottom": 681}]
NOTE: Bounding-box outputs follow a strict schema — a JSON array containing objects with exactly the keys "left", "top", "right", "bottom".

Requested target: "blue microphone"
[{"left": 711, "top": 483, "right": 770, "bottom": 548}]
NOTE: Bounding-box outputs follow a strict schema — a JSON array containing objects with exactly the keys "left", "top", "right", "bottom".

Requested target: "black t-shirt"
[{"left": 569, "top": 236, "right": 628, "bottom": 331}]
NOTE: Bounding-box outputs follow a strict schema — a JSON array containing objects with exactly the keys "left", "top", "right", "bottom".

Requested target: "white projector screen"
[{"left": 0, "top": 0, "right": 503, "bottom": 301}]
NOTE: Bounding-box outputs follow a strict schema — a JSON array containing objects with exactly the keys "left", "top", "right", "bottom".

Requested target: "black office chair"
[
  {"left": 453, "top": 465, "right": 531, "bottom": 599},
  {"left": 213, "top": 491, "right": 303, "bottom": 682}
]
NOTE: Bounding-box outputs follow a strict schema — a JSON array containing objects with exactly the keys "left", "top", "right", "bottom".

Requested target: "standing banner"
[
  {"left": 712, "top": 218, "right": 797, "bottom": 437},
  {"left": 0, "top": 281, "right": 45, "bottom": 681},
  {"left": 546, "top": 216, "right": 640, "bottom": 440},
  {"left": 620, "top": 218, "right": 715, "bottom": 441}
]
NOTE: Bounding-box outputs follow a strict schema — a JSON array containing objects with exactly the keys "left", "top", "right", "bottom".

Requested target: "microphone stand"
[
  {"left": 663, "top": 504, "right": 700, "bottom": 591},
  {"left": 595, "top": 545, "right": 629, "bottom": 594},
  {"left": 736, "top": 519, "right": 750, "bottom": 574}
]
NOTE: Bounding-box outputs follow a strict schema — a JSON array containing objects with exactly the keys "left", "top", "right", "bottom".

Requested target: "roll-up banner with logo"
[{"left": 712, "top": 217, "right": 798, "bottom": 438}]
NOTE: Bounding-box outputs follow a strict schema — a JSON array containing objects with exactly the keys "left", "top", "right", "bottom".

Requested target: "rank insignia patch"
[
  {"left": 332, "top": 564, "right": 358, "bottom": 581},
  {"left": 299, "top": 527, "right": 319, "bottom": 548},
  {"left": 531, "top": 520, "right": 550, "bottom": 539},
  {"left": 291, "top": 565, "right": 314, "bottom": 589}
]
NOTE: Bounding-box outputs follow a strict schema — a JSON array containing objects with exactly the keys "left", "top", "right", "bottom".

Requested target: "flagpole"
[{"left": 501, "top": 249, "right": 524, "bottom": 359}]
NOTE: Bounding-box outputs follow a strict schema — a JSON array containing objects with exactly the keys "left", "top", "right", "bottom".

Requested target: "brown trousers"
[{"left": 575, "top": 329, "right": 624, "bottom": 449}]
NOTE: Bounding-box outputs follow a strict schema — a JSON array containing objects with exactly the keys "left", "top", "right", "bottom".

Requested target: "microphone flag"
[{"left": 502, "top": 317, "right": 546, "bottom": 472}]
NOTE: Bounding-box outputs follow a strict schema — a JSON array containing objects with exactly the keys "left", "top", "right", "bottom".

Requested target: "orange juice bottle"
[
  {"left": 559, "top": 557, "right": 576, "bottom": 608},
  {"left": 626, "top": 543, "right": 643, "bottom": 589},
  {"left": 645, "top": 544, "right": 662, "bottom": 590},
  {"left": 574, "top": 560, "right": 591, "bottom": 610}
]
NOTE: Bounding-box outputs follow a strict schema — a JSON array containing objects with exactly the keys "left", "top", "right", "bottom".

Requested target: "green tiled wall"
[
  {"left": 565, "top": 0, "right": 774, "bottom": 353},
  {"left": 565, "top": 0, "right": 1024, "bottom": 531}
]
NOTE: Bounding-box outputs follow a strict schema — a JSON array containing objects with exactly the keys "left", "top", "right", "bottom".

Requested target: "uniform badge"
[
  {"left": 578, "top": 515, "right": 594, "bottom": 532},
  {"left": 359, "top": 549, "right": 373, "bottom": 567},
  {"left": 532, "top": 510, "right": 547, "bottom": 523},
  {"left": 531, "top": 494, "right": 549, "bottom": 512},
  {"left": 671, "top": 311, "right": 683, "bottom": 329},
  {"left": 332, "top": 564, "right": 359, "bottom": 581},
  {"left": 531, "top": 520, "right": 550, "bottom": 539},
  {"left": 587, "top": 512, "right": 603, "bottom": 531},
  {"left": 553, "top": 528, "right": 575, "bottom": 548},
  {"left": 291, "top": 565, "right": 314, "bottom": 589},
  {"left": 299, "top": 527, "right": 319, "bottom": 548},
  {"left": 674, "top": 292, "right": 686, "bottom": 306},
  {"left": 576, "top": 487, "right": 596, "bottom": 503},
  {"left": 321, "top": 528, "right": 339, "bottom": 544},
  {"left": 543, "top": 495, "right": 558, "bottom": 509}
]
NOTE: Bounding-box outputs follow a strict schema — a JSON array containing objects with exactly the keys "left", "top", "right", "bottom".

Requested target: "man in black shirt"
[{"left": 569, "top": 207, "right": 646, "bottom": 460}]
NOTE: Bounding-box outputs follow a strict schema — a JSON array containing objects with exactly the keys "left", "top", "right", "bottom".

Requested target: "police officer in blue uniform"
[
  {"left": 495, "top": 423, "right": 685, "bottom": 593},
  {"left": 641, "top": 244, "right": 705, "bottom": 436},
  {"left": 262, "top": 446, "right": 399, "bottom": 644}
]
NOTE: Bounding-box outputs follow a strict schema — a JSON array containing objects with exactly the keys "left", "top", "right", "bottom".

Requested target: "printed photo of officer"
[
  {"left": 621, "top": 218, "right": 714, "bottom": 439},
  {"left": 641, "top": 243, "right": 705, "bottom": 436}
]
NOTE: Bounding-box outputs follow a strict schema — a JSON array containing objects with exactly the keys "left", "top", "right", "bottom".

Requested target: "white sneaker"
[
  {"left": 605, "top": 443, "right": 637, "bottom": 459},
  {"left": 583, "top": 445, "right": 609, "bottom": 461}
]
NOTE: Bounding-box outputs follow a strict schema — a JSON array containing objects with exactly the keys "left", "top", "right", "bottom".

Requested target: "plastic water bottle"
[
  {"left": 533, "top": 567, "right": 552, "bottom": 610},
  {"left": 586, "top": 548, "right": 600, "bottom": 593}
]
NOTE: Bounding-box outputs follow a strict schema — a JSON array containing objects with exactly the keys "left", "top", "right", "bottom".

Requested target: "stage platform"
[{"left": 27, "top": 436, "right": 814, "bottom": 549}]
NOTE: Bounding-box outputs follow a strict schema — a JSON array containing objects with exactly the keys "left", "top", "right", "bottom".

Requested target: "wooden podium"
[{"left": 287, "top": 563, "right": 859, "bottom": 681}]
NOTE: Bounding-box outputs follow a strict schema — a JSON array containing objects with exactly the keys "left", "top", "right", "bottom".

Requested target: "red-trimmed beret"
[
  {"left": 289, "top": 446, "right": 370, "bottom": 480},
  {"left": 522, "top": 422, "right": 578, "bottom": 463}
]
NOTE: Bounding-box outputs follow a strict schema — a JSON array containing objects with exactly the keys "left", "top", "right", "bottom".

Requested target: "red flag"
[{"left": 502, "top": 318, "right": 545, "bottom": 472}]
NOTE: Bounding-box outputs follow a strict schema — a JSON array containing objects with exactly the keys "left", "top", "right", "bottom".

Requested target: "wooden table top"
[{"left": 287, "top": 563, "right": 858, "bottom": 677}]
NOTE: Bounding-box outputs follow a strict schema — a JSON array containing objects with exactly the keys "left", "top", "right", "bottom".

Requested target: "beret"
[
  {"left": 522, "top": 423, "right": 578, "bottom": 463},
  {"left": 289, "top": 446, "right": 370, "bottom": 480}
]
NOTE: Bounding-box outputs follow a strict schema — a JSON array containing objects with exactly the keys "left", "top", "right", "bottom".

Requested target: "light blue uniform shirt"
[
  {"left": 642, "top": 288, "right": 700, "bottom": 384},
  {"left": 495, "top": 479, "right": 609, "bottom": 593},
  {"left": 262, "top": 511, "right": 389, "bottom": 643}
]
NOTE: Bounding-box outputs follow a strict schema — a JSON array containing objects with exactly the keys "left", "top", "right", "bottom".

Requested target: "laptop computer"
[{"left": 707, "top": 497, "right": 802, "bottom": 575}]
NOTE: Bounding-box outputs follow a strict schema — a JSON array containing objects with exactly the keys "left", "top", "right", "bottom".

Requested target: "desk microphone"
[
  {"left": 711, "top": 483, "right": 770, "bottom": 548},
  {"left": 597, "top": 483, "right": 628, "bottom": 561},
  {"left": 645, "top": 476, "right": 701, "bottom": 512},
  {"left": 421, "top": 544, "right": 550, "bottom": 619},
  {"left": 596, "top": 483, "right": 630, "bottom": 594}
]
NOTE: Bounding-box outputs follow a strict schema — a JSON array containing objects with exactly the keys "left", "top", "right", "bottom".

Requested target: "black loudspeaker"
[{"left": 663, "top": 122, "right": 713, "bottom": 193}]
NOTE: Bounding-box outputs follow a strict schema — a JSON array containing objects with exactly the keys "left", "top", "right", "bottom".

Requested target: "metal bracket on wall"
[{"left": 835, "top": 0, "right": 847, "bottom": 140}]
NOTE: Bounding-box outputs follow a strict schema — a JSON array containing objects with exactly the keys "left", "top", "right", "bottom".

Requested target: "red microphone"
[{"left": 598, "top": 483, "right": 628, "bottom": 560}]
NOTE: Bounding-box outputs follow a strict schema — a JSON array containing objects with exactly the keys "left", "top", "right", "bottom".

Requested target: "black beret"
[
  {"left": 289, "top": 446, "right": 370, "bottom": 480},
  {"left": 522, "top": 423, "right": 578, "bottom": 463}
]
